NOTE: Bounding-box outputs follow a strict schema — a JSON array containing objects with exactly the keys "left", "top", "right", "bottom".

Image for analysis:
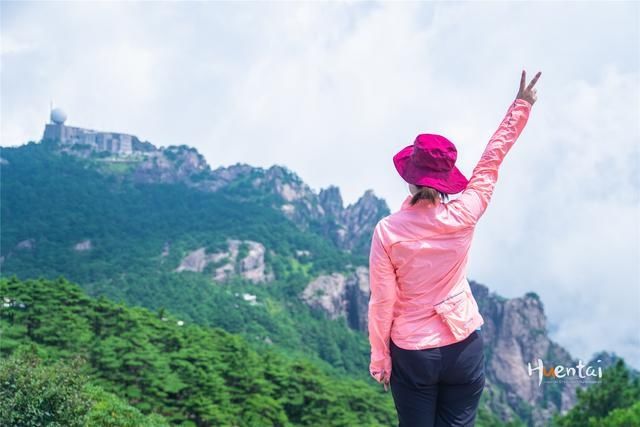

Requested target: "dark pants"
[{"left": 389, "top": 330, "right": 485, "bottom": 427}]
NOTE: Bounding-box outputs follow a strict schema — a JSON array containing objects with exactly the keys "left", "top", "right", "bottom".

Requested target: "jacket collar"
[{"left": 400, "top": 194, "right": 441, "bottom": 211}]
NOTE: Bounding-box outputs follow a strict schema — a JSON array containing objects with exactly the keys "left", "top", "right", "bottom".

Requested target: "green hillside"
[
  {"left": 0, "top": 141, "right": 371, "bottom": 379},
  {"left": 0, "top": 276, "right": 397, "bottom": 426}
]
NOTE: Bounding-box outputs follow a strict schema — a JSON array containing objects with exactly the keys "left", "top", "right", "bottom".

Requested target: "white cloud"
[{"left": 1, "top": 1, "right": 638, "bottom": 367}]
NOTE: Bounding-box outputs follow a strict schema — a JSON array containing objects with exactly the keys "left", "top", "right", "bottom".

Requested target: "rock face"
[
  {"left": 248, "top": 165, "right": 325, "bottom": 228},
  {"left": 345, "top": 266, "right": 371, "bottom": 331},
  {"left": 174, "top": 239, "right": 274, "bottom": 284},
  {"left": 131, "top": 145, "right": 211, "bottom": 186},
  {"left": 316, "top": 185, "right": 390, "bottom": 256},
  {"left": 336, "top": 189, "right": 391, "bottom": 254},
  {"left": 235, "top": 240, "right": 271, "bottom": 283},
  {"left": 300, "top": 266, "right": 370, "bottom": 331},
  {"left": 470, "top": 281, "right": 583, "bottom": 425},
  {"left": 300, "top": 272, "right": 608, "bottom": 426},
  {"left": 174, "top": 247, "right": 215, "bottom": 273},
  {"left": 318, "top": 186, "right": 344, "bottom": 219},
  {"left": 301, "top": 273, "right": 349, "bottom": 319}
]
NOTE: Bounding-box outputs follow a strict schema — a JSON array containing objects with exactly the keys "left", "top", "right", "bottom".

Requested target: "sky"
[{"left": 1, "top": 1, "right": 639, "bottom": 368}]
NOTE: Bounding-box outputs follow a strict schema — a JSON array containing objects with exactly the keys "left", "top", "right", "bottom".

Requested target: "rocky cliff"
[
  {"left": 470, "top": 282, "right": 580, "bottom": 425},
  {"left": 318, "top": 186, "right": 391, "bottom": 256},
  {"left": 174, "top": 239, "right": 274, "bottom": 284},
  {"left": 299, "top": 266, "right": 370, "bottom": 331}
]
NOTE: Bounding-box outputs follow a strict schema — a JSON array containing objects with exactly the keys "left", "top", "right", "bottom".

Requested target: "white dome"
[{"left": 50, "top": 108, "right": 67, "bottom": 124}]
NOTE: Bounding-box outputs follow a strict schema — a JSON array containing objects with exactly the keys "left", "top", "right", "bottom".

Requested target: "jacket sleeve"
[
  {"left": 368, "top": 222, "right": 398, "bottom": 381},
  {"left": 448, "top": 98, "right": 532, "bottom": 227}
]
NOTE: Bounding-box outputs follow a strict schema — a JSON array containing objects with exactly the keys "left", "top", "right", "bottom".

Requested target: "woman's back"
[
  {"left": 368, "top": 97, "right": 533, "bottom": 378},
  {"left": 377, "top": 196, "right": 477, "bottom": 348}
]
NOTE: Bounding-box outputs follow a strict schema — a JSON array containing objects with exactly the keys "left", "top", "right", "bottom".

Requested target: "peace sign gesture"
[{"left": 516, "top": 69, "right": 542, "bottom": 105}]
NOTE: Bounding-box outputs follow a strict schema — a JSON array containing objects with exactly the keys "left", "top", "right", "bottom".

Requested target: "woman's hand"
[
  {"left": 372, "top": 370, "right": 391, "bottom": 392},
  {"left": 516, "top": 69, "right": 542, "bottom": 105}
]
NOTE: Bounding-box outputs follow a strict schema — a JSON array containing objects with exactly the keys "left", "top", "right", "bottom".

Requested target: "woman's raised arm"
[{"left": 447, "top": 70, "right": 541, "bottom": 227}]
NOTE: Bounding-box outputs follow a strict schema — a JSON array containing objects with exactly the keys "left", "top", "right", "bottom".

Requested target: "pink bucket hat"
[{"left": 393, "top": 134, "right": 469, "bottom": 194}]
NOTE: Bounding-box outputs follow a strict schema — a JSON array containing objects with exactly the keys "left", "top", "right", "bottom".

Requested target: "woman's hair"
[{"left": 410, "top": 185, "right": 450, "bottom": 206}]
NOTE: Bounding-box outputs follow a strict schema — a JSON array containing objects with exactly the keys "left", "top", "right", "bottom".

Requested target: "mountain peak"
[{"left": 319, "top": 186, "right": 344, "bottom": 219}]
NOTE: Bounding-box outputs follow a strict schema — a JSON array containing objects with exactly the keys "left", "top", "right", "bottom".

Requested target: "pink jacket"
[{"left": 368, "top": 98, "right": 532, "bottom": 381}]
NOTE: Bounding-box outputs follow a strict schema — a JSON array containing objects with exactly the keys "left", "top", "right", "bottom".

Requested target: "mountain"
[
  {"left": 471, "top": 283, "right": 580, "bottom": 425},
  {"left": 1, "top": 132, "right": 633, "bottom": 426},
  {"left": 46, "top": 130, "right": 389, "bottom": 260}
]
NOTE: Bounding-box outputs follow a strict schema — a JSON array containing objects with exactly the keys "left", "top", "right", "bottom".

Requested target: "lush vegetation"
[
  {"left": 1, "top": 140, "right": 358, "bottom": 280},
  {"left": 552, "top": 358, "right": 640, "bottom": 426},
  {"left": 1, "top": 276, "right": 398, "bottom": 426},
  {"left": 0, "top": 349, "right": 168, "bottom": 426},
  {"left": 0, "top": 141, "right": 371, "bottom": 379}
]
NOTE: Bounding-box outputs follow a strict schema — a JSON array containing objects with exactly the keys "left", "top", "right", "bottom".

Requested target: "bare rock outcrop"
[
  {"left": 300, "top": 273, "right": 348, "bottom": 320},
  {"left": 469, "top": 281, "right": 585, "bottom": 425},
  {"left": 317, "top": 186, "right": 390, "bottom": 256},
  {"left": 132, "top": 145, "right": 211, "bottom": 186},
  {"left": 174, "top": 239, "right": 274, "bottom": 284},
  {"left": 300, "top": 266, "right": 370, "bottom": 331}
]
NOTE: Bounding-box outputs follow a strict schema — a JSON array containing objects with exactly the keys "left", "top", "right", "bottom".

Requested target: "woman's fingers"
[
  {"left": 374, "top": 369, "right": 391, "bottom": 391},
  {"left": 526, "top": 71, "right": 542, "bottom": 91},
  {"left": 516, "top": 69, "right": 541, "bottom": 105}
]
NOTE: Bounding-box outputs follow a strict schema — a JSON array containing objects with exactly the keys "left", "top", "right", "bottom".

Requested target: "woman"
[{"left": 368, "top": 69, "right": 541, "bottom": 426}]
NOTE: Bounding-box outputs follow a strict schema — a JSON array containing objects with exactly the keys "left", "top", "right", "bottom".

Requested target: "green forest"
[
  {"left": 2, "top": 276, "right": 638, "bottom": 426},
  {"left": 0, "top": 140, "right": 373, "bottom": 380},
  {"left": 1, "top": 276, "right": 397, "bottom": 426}
]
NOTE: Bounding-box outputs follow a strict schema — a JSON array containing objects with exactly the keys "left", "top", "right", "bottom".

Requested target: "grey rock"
[
  {"left": 301, "top": 273, "right": 349, "bottom": 320},
  {"left": 174, "top": 239, "right": 274, "bottom": 284},
  {"left": 470, "top": 280, "right": 586, "bottom": 425},
  {"left": 174, "top": 247, "right": 213, "bottom": 273},
  {"left": 300, "top": 266, "right": 370, "bottom": 330}
]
